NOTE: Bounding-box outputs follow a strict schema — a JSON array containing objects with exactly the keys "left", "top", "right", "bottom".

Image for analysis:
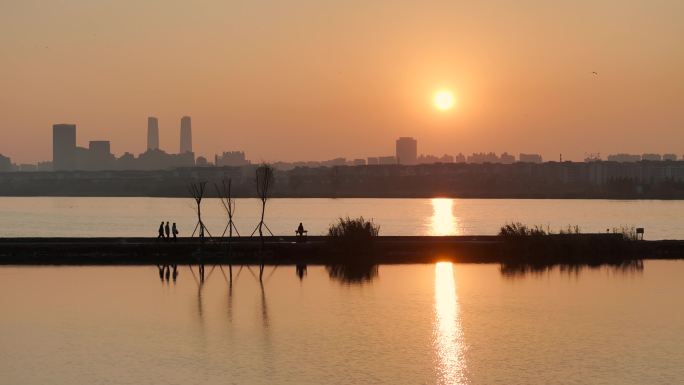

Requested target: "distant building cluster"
[
  {"left": 518, "top": 153, "right": 543, "bottom": 163},
  {"left": 1, "top": 159, "right": 52, "bottom": 172},
  {"left": 271, "top": 157, "right": 369, "bottom": 171},
  {"left": 215, "top": 151, "right": 250, "bottom": 167},
  {"left": 1, "top": 128, "right": 683, "bottom": 173},
  {"left": 606, "top": 153, "right": 679, "bottom": 162},
  {"left": 417, "top": 154, "right": 454, "bottom": 164},
  {"left": 465, "top": 152, "right": 518, "bottom": 164},
  {"left": 51, "top": 118, "right": 196, "bottom": 171},
  {"left": 394, "top": 138, "right": 542, "bottom": 165},
  {"left": 392, "top": 138, "right": 542, "bottom": 165}
]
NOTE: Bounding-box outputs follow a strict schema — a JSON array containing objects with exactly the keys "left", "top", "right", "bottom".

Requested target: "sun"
[{"left": 433, "top": 90, "right": 455, "bottom": 111}]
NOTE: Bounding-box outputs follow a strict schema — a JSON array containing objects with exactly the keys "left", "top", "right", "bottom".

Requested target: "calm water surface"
[
  {"left": 1, "top": 261, "right": 683, "bottom": 385},
  {"left": 0, "top": 197, "right": 682, "bottom": 239}
]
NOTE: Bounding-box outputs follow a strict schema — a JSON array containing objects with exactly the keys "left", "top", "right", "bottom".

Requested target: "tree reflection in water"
[
  {"left": 500, "top": 259, "right": 644, "bottom": 278},
  {"left": 326, "top": 263, "right": 379, "bottom": 284}
]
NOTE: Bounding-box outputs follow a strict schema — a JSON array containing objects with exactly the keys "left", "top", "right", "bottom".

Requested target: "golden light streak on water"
[
  {"left": 430, "top": 198, "right": 459, "bottom": 236},
  {"left": 434, "top": 262, "right": 468, "bottom": 384}
]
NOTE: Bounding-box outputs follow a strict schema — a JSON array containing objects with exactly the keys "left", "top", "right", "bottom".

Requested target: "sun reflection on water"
[
  {"left": 434, "top": 262, "right": 468, "bottom": 384},
  {"left": 430, "top": 198, "right": 459, "bottom": 236}
]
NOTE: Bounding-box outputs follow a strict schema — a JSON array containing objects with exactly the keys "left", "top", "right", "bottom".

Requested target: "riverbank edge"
[
  {"left": 2, "top": 193, "right": 684, "bottom": 199},
  {"left": 1, "top": 235, "right": 683, "bottom": 265}
]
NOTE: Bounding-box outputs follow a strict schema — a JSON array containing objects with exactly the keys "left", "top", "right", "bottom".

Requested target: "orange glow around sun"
[{"left": 434, "top": 90, "right": 455, "bottom": 111}]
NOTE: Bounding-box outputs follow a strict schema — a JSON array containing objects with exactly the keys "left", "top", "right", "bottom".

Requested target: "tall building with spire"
[
  {"left": 180, "top": 116, "right": 192, "bottom": 154},
  {"left": 147, "top": 117, "right": 159, "bottom": 151}
]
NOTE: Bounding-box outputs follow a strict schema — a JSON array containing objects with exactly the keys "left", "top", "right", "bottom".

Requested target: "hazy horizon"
[{"left": 2, "top": 0, "right": 683, "bottom": 164}]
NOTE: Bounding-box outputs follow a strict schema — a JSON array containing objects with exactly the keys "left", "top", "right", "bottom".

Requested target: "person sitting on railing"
[{"left": 295, "top": 222, "right": 308, "bottom": 241}]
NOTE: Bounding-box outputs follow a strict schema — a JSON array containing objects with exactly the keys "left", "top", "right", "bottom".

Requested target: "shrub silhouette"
[
  {"left": 559, "top": 225, "right": 582, "bottom": 235},
  {"left": 498, "top": 222, "right": 633, "bottom": 265},
  {"left": 327, "top": 216, "right": 380, "bottom": 259},
  {"left": 499, "top": 222, "right": 548, "bottom": 237},
  {"left": 328, "top": 216, "right": 379, "bottom": 240},
  {"left": 612, "top": 225, "right": 637, "bottom": 241}
]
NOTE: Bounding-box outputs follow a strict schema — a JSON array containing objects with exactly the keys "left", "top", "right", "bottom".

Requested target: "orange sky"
[{"left": 1, "top": 0, "right": 683, "bottom": 164}]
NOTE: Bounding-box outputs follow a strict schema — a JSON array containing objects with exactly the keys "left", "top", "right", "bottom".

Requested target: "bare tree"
[
  {"left": 250, "top": 164, "right": 275, "bottom": 280},
  {"left": 189, "top": 181, "right": 212, "bottom": 241},
  {"left": 215, "top": 178, "right": 239, "bottom": 278},
  {"left": 251, "top": 164, "right": 275, "bottom": 242},
  {"left": 216, "top": 178, "right": 239, "bottom": 239}
]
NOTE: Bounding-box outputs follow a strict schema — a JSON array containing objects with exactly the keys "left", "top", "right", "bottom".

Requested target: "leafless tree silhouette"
[
  {"left": 216, "top": 178, "right": 239, "bottom": 278},
  {"left": 189, "top": 181, "right": 212, "bottom": 241},
  {"left": 250, "top": 164, "right": 275, "bottom": 241},
  {"left": 250, "top": 164, "right": 275, "bottom": 280},
  {"left": 216, "top": 178, "right": 240, "bottom": 239}
]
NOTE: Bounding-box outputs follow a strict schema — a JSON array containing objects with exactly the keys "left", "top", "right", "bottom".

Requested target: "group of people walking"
[
  {"left": 157, "top": 221, "right": 308, "bottom": 241},
  {"left": 158, "top": 221, "right": 179, "bottom": 241}
]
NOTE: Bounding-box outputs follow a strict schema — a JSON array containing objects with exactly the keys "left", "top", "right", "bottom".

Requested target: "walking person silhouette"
[
  {"left": 172, "top": 222, "right": 179, "bottom": 242},
  {"left": 165, "top": 221, "right": 170, "bottom": 239},
  {"left": 157, "top": 221, "right": 165, "bottom": 239}
]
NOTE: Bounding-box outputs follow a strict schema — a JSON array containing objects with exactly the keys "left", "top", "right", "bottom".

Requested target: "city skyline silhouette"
[{"left": 1, "top": 1, "right": 682, "bottom": 164}]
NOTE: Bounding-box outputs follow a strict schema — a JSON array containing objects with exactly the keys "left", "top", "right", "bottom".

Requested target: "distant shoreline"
[{"left": 2, "top": 162, "right": 684, "bottom": 199}]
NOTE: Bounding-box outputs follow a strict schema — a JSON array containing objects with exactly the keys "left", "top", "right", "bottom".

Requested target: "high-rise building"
[
  {"left": 53, "top": 124, "right": 77, "bottom": 171},
  {"left": 88, "top": 141, "right": 113, "bottom": 170},
  {"left": 395, "top": 137, "right": 417, "bottom": 165},
  {"left": 180, "top": 116, "right": 192, "bottom": 154},
  {"left": 0, "top": 154, "right": 12, "bottom": 172},
  {"left": 89, "top": 141, "right": 111, "bottom": 155},
  {"left": 147, "top": 117, "right": 159, "bottom": 151}
]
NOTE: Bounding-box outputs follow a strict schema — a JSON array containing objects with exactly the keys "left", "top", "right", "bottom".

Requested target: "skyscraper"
[
  {"left": 147, "top": 117, "right": 159, "bottom": 151},
  {"left": 395, "top": 137, "right": 417, "bottom": 165},
  {"left": 89, "top": 140, "right": 111, "bottom": 155},
  {"left": 88, "top": 141, "right": 113, "bottom": 170},
  {"left": 53, "top": 124, "right": 77, "bottom": 171},
  {"left": 180, "top": 116, "right": 192, "bottom": 154}
]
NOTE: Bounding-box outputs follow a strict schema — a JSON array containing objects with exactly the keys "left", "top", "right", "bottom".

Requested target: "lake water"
[
  {"left": 0, "top": 261, "right": 682, "bottom": 385},
  {"left": 0, "top": 197, "right": 682, "bottom": 239}
]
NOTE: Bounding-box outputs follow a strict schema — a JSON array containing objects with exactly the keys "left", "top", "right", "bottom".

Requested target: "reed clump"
[
  {"left": 327, "top": 216, "right": 380, "bottom": 258},
  {"left": 328, "top": 216, "right": 380, "bottom": 241},
  {"left": 611, "top": 225, "right": 637, "bottom": 241},
  {"left": 499, "top": 222, "right": 549, "bottom": 237},
  {"left": 498, "top": 222, "right": 633, "bottom": 264},
  {"left": 499, "top": 223, "right": 583, "bottom": 237}
]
